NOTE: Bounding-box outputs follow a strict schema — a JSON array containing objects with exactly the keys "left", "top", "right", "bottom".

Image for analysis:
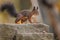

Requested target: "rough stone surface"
[
  {"left": 16, "top": 33, "right": 53, "bottom": 40},
  {"left": 0, "top": 23, "right": 54, "bottom": 40}
]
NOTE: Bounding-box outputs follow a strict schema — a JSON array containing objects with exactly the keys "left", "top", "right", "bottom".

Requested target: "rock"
[
  {"left": 17, "top": 33, "right": 54, "bottom": 40},
  {"left": 0, "top": 23, "right": 54, "bottom": 40}
]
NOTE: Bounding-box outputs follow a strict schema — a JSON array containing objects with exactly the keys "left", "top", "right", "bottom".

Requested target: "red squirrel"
[
  {"left": 15, "top": 7, "right": 39, "bottom": 24},
  {"left": 0, "top": 3, "right": 39, "bottom": 24}
]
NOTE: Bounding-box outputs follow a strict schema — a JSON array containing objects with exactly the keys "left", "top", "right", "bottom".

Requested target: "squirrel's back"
[{"left": 19, "top": 10, "right": 31, "bottom": 17}]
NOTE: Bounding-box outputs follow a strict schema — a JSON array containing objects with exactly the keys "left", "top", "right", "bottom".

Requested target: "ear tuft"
[
  {"left": 37, "top": 7, "right": 38, "bottom": 9},
  {"left": 33, "top": 6, "right": 35, "bottom": 10}
]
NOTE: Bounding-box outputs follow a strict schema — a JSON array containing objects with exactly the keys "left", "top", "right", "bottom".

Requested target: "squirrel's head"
[{"left": 32, "top": 6, "right": 39, "bottom": 15}]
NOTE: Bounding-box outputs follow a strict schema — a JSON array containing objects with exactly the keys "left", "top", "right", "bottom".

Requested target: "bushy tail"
[{"left": 0, "top": 3, "right": 17, "bottom": 17}]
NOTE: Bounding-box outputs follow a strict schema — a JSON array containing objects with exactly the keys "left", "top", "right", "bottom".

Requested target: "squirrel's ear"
[
  {"left": 37, "top": 7, "right": 38, "bottom": 10},
  {"left": 33, "top": 6, "right": 35, "bottom": 10}
]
